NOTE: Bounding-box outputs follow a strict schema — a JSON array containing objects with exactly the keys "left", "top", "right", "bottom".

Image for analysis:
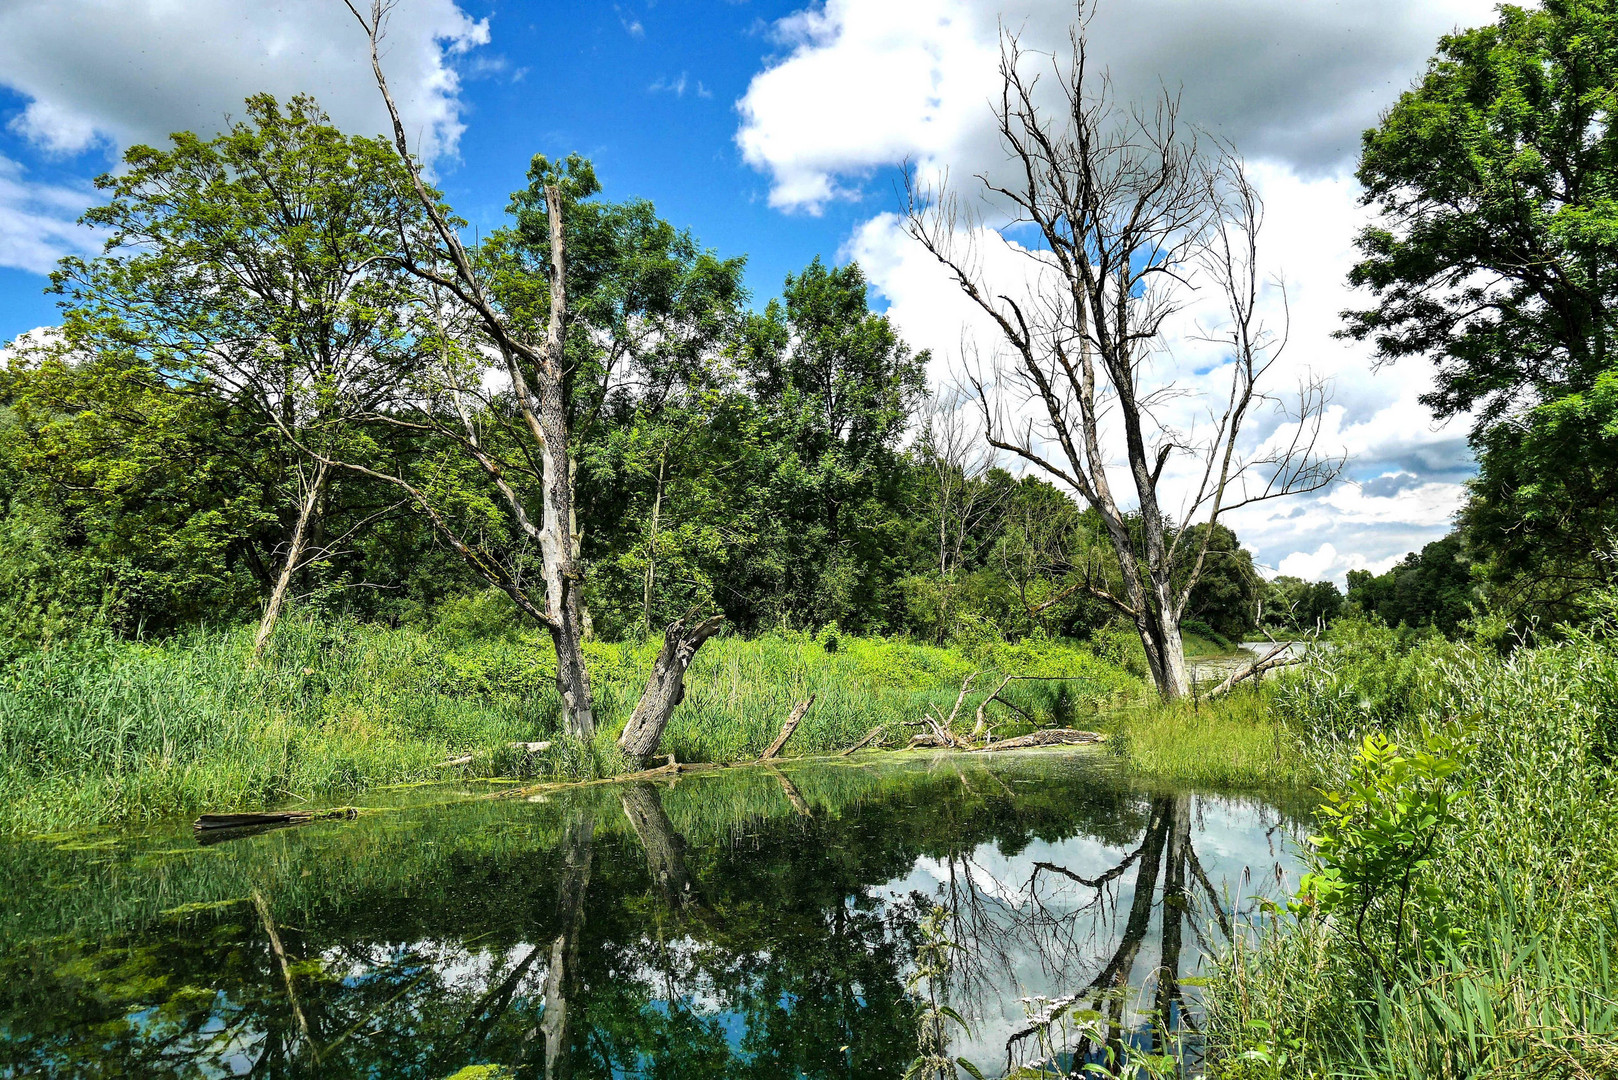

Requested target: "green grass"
[
  {"left": 1203, "top": 618, "right": 1618, "bottom": 1078},
  {"left": 1098, "top": 685, "right": 1308, "bottom": 789},
  {"left": 0, "top": 616, "right": 1138, "bottom": 833}
]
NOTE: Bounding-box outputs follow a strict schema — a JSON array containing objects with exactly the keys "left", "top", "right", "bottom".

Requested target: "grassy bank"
[
  {"left": 1203, "top": 618, "right": 1618, "bottom": 1077},
  {"left": 0, "top": 615, "right": 1139, "bottom": 833},
  {"left": 1097, "top": 686, "right": 1306, "bottom": 789}
]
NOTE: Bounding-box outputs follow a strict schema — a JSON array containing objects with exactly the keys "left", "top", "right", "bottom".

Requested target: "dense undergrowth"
[
  {"left": 0, "top": 612, "right": 1140, "bottom": 833},
  {"left": 1204, "top": 616, "right": 1618, "bottom": 1078}
]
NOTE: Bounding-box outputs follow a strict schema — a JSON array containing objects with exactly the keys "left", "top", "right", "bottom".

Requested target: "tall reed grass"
[
  {"left": 1204, "top": 619, "right": 1618, "bottom": 1077},
  {"left": 0, "top": 616, "right": 1136, "bottom": 833}
]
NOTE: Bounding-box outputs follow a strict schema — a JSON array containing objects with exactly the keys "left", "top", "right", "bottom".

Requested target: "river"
[{"left": 0, "top": 750, "right": 1307, "bottom": 1078}]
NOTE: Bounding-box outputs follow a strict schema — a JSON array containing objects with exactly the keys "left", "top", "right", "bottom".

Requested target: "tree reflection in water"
[{"left": 0, "top": 754, "right": 1302, "bottom": 1078}]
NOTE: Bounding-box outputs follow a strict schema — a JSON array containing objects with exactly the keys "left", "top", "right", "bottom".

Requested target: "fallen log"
[
  {"left": 1206, "top": 643, "right": 1302, "bottom": 698},
  {"left": 759, "top": 695, "right": 815, "bottom": 761},
  {"left": 839, "top": 726, "right": 885, "bottom": 756},
  {"left": 194, "top": 807, "right": 358, "bottom": 831},
  {"left": 970, "top": 728, "right": 1105, "bottom": 752}
]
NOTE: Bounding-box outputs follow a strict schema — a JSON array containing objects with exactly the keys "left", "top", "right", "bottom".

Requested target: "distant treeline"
[{"left": 0, "top": 97, "right": 1325, "bottom": 653}]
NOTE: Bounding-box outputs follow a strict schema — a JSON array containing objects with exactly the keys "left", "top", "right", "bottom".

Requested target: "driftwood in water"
[
  {"left": 839, "top": 726, "right": 886, "bottom": 756},
  {"left": 194, "top": 808, "right": 357, "bottom": 831},
  {"left": 760, "top": 695, "right": 815, "bottom": 761},
  {"left": 970, "top": 728, "right": 1105, "bottom": 752}
]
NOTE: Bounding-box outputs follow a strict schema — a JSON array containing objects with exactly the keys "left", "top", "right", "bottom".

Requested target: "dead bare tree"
[
  {"left": 330, "top": 0, "right": 721, "bottom": 753},
  {"left": 905, "top": 9, "right": 1340, "bottom": 699}
]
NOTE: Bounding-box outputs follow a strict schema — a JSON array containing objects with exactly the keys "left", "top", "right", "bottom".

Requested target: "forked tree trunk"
[
  {"left": 253, "top": 460, "right": 329, "bottom": 657},
  {"left": 347, "top": 4, "right": 726, "bottom": 757},
  {"left": 617, "top": 614, "right": 725, "bottom": 761}
]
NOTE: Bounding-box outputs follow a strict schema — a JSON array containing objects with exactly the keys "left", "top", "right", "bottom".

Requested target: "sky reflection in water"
[{"left": 0, "top": 751, "right": 1307, "bottom": 1078}]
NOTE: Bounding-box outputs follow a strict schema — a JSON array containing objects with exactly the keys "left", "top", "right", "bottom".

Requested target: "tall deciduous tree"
[
  {"left": 338, "top": 0, "right": 726, "bottom": 755},
  {"left": 1345, "top": 0, "right": 1618, "bottom": 620},
  {"left": 739, "top": 258, "right": 927, "bottom": 630},
  {"left": 906, "top": 13, "right": 1339, "bottom": 699},
  {"left": 50, "top": 93, "right": 424, "bottom": 654}
]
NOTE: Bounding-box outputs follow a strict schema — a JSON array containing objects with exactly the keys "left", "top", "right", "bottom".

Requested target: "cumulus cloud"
[
  {"left": 0, "top": 155, "right": 102, "bottom": 274},
  {"left": 738, "top": 0, "right": 1498, "bottom": 214},
  {"left": 753, "top": 0, "right": 1500, "bottom": 581},
  {"left": 0, "top": 0, "right": 488, "bottom": 272}
]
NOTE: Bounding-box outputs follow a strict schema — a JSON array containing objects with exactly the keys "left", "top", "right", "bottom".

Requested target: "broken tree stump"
[{"left": 760, "top": 695, "right": 815, "bottom": 761}]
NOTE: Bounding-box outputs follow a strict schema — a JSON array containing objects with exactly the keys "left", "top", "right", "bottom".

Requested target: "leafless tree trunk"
[
  {"left": 905, "top": 9, "right": 1339, "bottom": 699},
  {"left": 253, "top": 460, "right": 330, "bottom": 656},
  {"left": 618, "top": 613, "right": 725, "bottom": 761},
  {"left": 336, "top": 1, "right": 723, "bottom": 748}
]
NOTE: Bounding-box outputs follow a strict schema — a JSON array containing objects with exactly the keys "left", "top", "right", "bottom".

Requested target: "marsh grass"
[
  {"left": 1099, "top": 685, "right": 1307, "bottom": 790},
  {"left": 0, "top": 617, "right": 1136, "bottom": 833},
  {"left": 1204, "top": 619, "right": 1618, "bottom": 1077}
]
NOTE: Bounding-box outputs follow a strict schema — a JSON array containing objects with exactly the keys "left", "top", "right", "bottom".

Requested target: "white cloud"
[
  {"left": 0, "top": 0, "right": 488, "bottom": 273},
  {"left": 738, "top": 0, "right": 1498, "bottom": 214},
  {"left": 0, "top": 155, "right": 102, "bottom": 274},
  {"left": 651, "top": 73, "right": 691, "bottom": 97},
  {"left": 759, "top": 0, "right": 1500, "bottom": 581},
  {"left": 1278, "top": 543, "right": 1403, "bottom": 584}
]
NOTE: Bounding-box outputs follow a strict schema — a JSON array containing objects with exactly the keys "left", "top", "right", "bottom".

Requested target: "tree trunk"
[
  {"left": 253, "top": 460, "right": 329, "bottom": 657},
  {"left": 536, "top": 816, "right": 592, "bottom": 1080},
  {"left": 617, "top": 614, "right": 725, "bottom": 762},
  {"left": 532, "top": 185, "right": 597, "bottom": 743},
  {"left": 1136, "top": 589, "right": 1190, "bottom": 702},
  {"left": 620, "top": 782, "right": 697, "bottom": 909}
]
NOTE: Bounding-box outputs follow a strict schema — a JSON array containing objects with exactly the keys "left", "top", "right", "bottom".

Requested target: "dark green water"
[{"left": 0, "top": 751, "right": 1306, "bottom": 1078}]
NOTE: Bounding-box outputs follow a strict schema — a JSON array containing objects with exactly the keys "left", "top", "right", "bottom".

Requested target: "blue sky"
[
  {"left": 0, "top": 0, "right": 875, "bottom": 336},
  {"left": 0, "top": 0, "right": 1507, "bottom": 581}
]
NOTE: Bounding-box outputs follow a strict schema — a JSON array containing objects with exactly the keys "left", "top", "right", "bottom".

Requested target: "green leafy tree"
[
  {"left": 1261, "top": 576, "right": 1344, "bottom": 633},
  {"left": 1344, "top": 0, "right": 1618, "bottom": 619},
  {"left": 739, "top": 258, "right": 927, "bottom": 631},
  {"left": 49, "top": 93, "right": 426, "bottom": 652},
  {"left": 1346, "top": 534, "right": 1475, "bottom": 635}
]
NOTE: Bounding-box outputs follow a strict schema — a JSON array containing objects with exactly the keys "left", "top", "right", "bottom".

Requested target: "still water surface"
[{"left": 0, "top": 750, "right": 1307, "bottom": 1078}]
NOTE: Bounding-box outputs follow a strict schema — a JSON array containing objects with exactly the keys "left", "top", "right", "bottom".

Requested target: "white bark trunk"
[{"left": 253, "top": 460, "right": 329, "bottom": 657}]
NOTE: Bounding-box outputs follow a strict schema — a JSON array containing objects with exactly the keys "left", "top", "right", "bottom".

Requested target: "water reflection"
[{"left": 0, "top": 752, "right": 1304, "bottom": 1077}]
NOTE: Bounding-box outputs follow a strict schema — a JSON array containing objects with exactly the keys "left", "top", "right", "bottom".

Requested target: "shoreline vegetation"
[
  {"left": 0, "top": 610, "right": 1282, "bottom": 837},
  {"left": 6, "top": 607, "right": 1617, "bottom": 1076}
]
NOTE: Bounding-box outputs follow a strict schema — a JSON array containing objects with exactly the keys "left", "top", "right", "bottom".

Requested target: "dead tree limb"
[
  {"left": 760, "top": 695, "right": 815, "bottom": 760},
  {"left": 1206, "top": 643, "right": 1301, "bottom": 698},
  {"left": 839, "top": 726, "right": 886, "bottom": 756}
]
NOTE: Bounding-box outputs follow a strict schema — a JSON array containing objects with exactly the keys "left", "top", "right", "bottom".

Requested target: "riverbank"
[
  {"left": 1202, "top": 618, "right": 1618, "bottom": 1077},
  {"left": 0, "top": 617, "right": 1149, "bottom": 834}
]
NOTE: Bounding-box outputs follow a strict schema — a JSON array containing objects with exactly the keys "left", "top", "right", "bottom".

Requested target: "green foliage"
[
  {"left": 1296, "top": 731, "right": 1465, "bottom": 970},
  {"left": 1101, "top": 686, "right": 1308, "bottom": 790},
  {"left": 736, "top": 257, "right": 928, "bottom": 633},
  {"left": 1345, "top": 533, "right": 1475, "bottom": 635},
  {"left": 1180, "top": 523, "right": 1262, "bottom": 642},
  {"left": 1345, "top": 0, "right": 1618, "bottom": 624},
  {"left": 1208, "top": 616, "right": 1618, "bottom": 1076},
  {"left": 0, "top": 616, "right": 1134, "bottom": 832},
  {"left": 1260, "top": 576, "right": 1343, "bottom": 633}
]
